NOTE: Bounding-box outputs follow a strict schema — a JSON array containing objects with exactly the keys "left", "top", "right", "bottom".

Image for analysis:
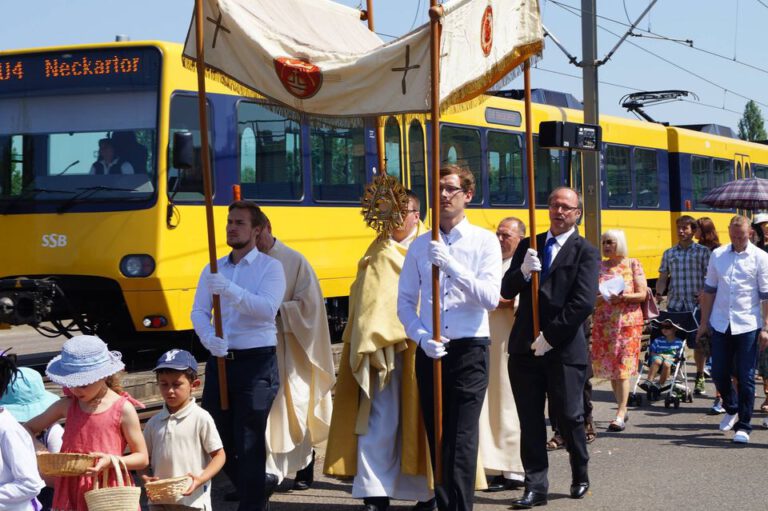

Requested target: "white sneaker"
[
  {"left": 733, "top": 430, "right": 750, "bottom": 444},
  {"left": 719, "top": 413, "right": 738, "bottom": 431}
]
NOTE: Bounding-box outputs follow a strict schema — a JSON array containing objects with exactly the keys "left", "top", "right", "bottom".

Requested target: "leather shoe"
[
  {"left": 484, "top": 475, "right": 525, "bottom": 492},
  {"left": 411, "top": 497, "right": 437, "bottom": 510},
  {"left": 511, "top": 490, "right": 547, "bottom": 509},
  {"left": 570, "top": 482, "right": 590, "bottom": 499},
  {"left": 293, "top": 449, "right": 315, "bottom": 490},
  {"left": 265, "top": 473, "right": 279, "bottom": 499},
  {"left": 363, "top": 496, "right": 390, "bottom": 511}
]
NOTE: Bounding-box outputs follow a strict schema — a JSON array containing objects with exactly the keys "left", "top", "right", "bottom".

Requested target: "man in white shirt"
[
  {"left": 398, "top": 166, "right": 502, "bottom": 511},
  {"left": 191, "top": 200, "right": 286, "bottom": 511},
  {"left": 696, "top": 215, "right": 768, "bottom": 444},
  {"left": 89, "top": 138, "right": 135, "bottom": 175}
]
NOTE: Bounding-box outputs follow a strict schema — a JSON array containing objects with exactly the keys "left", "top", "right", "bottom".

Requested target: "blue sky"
[{"left": 2, "top": 0, "right": 766, "bottom": 132}]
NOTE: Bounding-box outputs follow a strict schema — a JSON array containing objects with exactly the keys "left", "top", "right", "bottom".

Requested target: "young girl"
[
  {"left": 25, "top": 335, "right": 148, "bottom": 511},
  {"left": 0, "top": 349, "right": 45, "bottom": 511}
]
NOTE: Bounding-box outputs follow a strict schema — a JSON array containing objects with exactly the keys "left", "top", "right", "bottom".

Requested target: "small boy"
[
  {"left": 142, "top": 349, "right": 225, "bottom": 511},
  {"left": 643, "top": 320, "right": 685, "bottom": 391}
]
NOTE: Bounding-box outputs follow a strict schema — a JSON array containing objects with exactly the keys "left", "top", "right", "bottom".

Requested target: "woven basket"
[
  {"left": 145, "top": 475, "right": 192, "bottom": 504},
  {"left": 83, "top": 456, "right": 141, "bottom": 511},
  {"left": 37, "top": 453, "right": 97, "bottom": 477}
]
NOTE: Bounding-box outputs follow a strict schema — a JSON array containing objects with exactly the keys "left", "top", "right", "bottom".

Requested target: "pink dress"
[
  {"left": 591, "top": 258, "right": 645, "bottom": 379},
  {"left": 52, "top": 395, "right": 129, "bottom": 511}
]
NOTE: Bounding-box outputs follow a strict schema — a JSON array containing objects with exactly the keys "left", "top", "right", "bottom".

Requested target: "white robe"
[
  {"left": 478, "top": 257, "right": 523, "bottom": 477},
  {"left": 265, "top": 239, "right": 336, "bottom": 481}
]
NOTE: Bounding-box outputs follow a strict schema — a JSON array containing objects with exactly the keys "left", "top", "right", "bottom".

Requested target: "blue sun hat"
[
  {"left": 46, "top": 335, "right": 125, "bottom": 388},
  {"left": 0, "top": 366, "right": 60, "bottom": 422}
]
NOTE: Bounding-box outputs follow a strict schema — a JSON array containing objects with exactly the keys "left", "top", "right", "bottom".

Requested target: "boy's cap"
[{"left": 154, "top": 349, "right": 198, "bottom": 372}]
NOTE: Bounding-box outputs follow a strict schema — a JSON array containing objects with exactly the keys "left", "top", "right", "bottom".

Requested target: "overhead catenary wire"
[{"left": 548, "top": 0, "right": 768, "bottom": 110}]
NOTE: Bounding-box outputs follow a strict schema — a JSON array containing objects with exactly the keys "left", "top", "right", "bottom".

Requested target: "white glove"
[
  {"left": 531, "top": 332, "right": 553, "bottom": 356},
  {"left": 207, "top": 272, "right": 242, "bottom": 299},
  {"left": 427, "top": 241, "right": 465, "bottom": 278},
  {"left": 201, "top": 335, "right": 228, "bottom": 358},
  {"left": 418, "top": 335, "right": 450, "bottom": 359},
  {"left": 521, "top": 248, "right": 541, "bottom": 279}
]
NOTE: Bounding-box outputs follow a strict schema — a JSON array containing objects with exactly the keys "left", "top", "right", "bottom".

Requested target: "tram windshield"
[{"left": 0, "top": 47, "right": 160, "bottom": 212}]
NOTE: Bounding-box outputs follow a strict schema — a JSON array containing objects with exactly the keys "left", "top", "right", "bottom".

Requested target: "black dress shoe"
[
  {"left": 511, "top": 490, "right": 547, "bottom": 509},
  {"left": 485, "top": 475, "right": 525, "bottom": 492},
  {"left": 265, "top": 473, "right": 279, "bottom": 499},
  {"left": 293, "top": 449, "right": 315, "bottom": 490},
  {"left": 570, "top": 482, "right": 590, "bottom": 499},
  {"left": 363, "top": 496, "right": 390, "bottom": 511},
  {"left": 411, "top": 497, "right": 437, "bottom": 510}
]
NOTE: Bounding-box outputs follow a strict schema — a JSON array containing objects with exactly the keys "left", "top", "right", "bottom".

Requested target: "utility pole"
[{"left": 581, "top": 0, "right": 600, "bottom": 248}]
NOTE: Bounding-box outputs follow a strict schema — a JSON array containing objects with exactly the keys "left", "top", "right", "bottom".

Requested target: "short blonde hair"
[{"left": 602, "top": 229, "right": 628, "bottom": 257}]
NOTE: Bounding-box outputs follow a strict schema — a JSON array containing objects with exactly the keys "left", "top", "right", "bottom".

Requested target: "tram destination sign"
[{"left": 0, "top": 47, "right": 161, "bottom": 95}]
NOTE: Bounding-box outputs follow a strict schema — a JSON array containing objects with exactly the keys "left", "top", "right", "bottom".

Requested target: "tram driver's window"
[{"left": 168, "top": 95, "right": 214, "bottom": 202}]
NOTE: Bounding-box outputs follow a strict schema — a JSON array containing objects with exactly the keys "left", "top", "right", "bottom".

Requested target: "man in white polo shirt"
[{"left": 696, "top": 215, "right": 768, "bottom": 444}]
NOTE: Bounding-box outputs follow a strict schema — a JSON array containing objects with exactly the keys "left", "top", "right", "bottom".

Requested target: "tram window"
[
  {"left": 635, "top": 148, "right": 659, "bottom": 208},
  {"left": 606, "top": 145, "right": 632, "bottom": 208},
  {"left": 237, "top": 102, "right": 302, "bottom": 201},
  {"left": 408, "top": 120, "right": 427, "bottom": 218},
  {"left": 384, "top": 117, "right": 402, "bottom": 181},
  {"left": 570, "top": 152, "right": 583, "bottom": 193},
  {"left": 168, "top": 95, "right": 213, "bottom": 202},
  {"left": 488, "top": 131, "right": 523, "bottom": 206},
  {"left": 691, "top": 156, "right": 711, "bottom": 209},
  {"left": 310, "top": 120, "right": 366, "bottom": 202},
  {"left": 0, "top": 136, "right": 24, "bottom": 196},
  {"left": 754, "top": 164, "right": 768, "bottom": 179},
  {"left": 533, "top": 138, "right": 560, "bottom": 205},
  {"left": 713, "top": 159, "right": 732, "bottom": 188},
  {"left": 441, "top": 125, "right": 482, "bottom": 204}
]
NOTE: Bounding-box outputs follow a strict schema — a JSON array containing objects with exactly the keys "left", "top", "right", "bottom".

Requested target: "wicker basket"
[
  {"left": 37, "top": 453, "right": 97, "bottom": 477},
  {"left": 83, "top": 456, "right": 141, "bottom": 511},
  {"left": 145, "top": 475, "right": 192, "bottom": 504}
]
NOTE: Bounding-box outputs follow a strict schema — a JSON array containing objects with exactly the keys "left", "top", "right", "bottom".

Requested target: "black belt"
[
  {"left": 224, "top": 346, "right": 276, "bottom": 360},
  {"left": 447, "top": 337, "right": 490, "bottom": 348}
]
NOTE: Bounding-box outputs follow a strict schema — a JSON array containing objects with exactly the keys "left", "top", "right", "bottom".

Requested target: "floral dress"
[{"left": 591, "top": 258, "right": 645, "bottom": 379}]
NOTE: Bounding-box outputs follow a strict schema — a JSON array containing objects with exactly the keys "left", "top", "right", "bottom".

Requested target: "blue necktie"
[{"left": 541, "top": 237, "right": 557, "bottom": 279}]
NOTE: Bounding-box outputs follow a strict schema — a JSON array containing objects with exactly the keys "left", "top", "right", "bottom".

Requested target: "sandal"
[
  {"left": 546, "top": 433, "right": 565, "bottom": 451},
  {"left": 585, "top": 422, "right": 597, "bottom": 444},
  {"left": 607, "top": 416, "right": 626, "bottom": 432},
  {"left": 760, "top": 397, "right": 768, "bottom": 413}
]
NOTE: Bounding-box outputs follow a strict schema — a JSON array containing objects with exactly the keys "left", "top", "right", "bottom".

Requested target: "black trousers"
[
  {"left": 202, "top": 350, "right": 279, "bottom": 511},
  {"left": 509, "top": 354, "right": 589, "bottom": 494},
  {"left": 550, "top": 352, "right": 594, "bottom": 433},
  {"left": 416, "top": 341, "right": 489, "bottom": 511}
]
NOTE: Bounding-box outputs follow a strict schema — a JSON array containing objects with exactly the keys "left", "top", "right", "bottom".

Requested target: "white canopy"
[{"left": 183, "top": 0, "right": 543, "bottom": 117}]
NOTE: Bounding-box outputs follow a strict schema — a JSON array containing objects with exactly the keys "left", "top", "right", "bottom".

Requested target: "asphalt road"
[{"left": 4, "top": 328, "right": 767, "bottom": 511}]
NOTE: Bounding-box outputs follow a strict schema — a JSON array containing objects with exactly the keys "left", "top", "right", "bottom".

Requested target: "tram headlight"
[{"left": 120, "top": 255, "right": 155, "bottom": 278}]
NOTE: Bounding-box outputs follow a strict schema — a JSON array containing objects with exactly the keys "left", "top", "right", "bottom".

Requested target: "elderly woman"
[{"left": 591, "top": 229, "right": 647, "bottom": 432}]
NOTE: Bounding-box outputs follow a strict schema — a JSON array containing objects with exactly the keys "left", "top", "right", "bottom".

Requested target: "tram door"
[{"left": 735, "top": 153, "right": 753, "bottom": 216}]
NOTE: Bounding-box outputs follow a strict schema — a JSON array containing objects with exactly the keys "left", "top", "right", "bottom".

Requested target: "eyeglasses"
[
  {"left": 548, "top": 203, "right": 580, "bottom": 213},
  {"left": 439, "top": 185, "right": 465, "bottom": 196},
  {"left": 602, "top": 239, "right": 615, "bottom": 245}
]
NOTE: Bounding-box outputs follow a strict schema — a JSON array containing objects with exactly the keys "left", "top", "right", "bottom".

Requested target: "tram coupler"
[{"left": 0, "top": 278, "right": 58, "bottom": 326}]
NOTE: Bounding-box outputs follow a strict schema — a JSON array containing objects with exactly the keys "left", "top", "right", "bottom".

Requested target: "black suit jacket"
[{"left": 502, "top": 231, "right": 599, "bottom": 365}]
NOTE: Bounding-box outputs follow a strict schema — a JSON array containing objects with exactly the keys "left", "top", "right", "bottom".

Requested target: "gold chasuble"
[{"left": 324, "top": 224, "right": 429, "bottom": 478}]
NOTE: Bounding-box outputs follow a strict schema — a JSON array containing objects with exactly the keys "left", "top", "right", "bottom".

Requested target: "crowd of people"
[{"left": 2, "top": 165, "right": 768, "bottom": 511}]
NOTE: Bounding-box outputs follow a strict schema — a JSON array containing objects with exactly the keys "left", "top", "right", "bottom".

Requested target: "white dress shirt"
[
  {"left": 545, "top": 227, "right": 576, "bottom": 265},
  {"left": 398, "top": 217, "right": 502, "bottom": 342},
  {"left": 703, "top": 242, "right": 768, "bottom": 335},
  {"left": 191, "top": 246, "right": 286, "bottom": 349}
]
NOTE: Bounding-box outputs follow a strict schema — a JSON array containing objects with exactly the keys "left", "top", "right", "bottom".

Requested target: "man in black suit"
[{"left": 501, "top": 187, "right": 599, "bottom": 509}]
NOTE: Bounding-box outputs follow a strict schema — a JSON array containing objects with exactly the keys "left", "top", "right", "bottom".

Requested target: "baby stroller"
[{"left": 628, "top": 309, "right": 697, "bottom": 409}]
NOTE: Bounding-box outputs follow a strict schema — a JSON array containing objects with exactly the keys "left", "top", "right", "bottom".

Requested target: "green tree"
[{"left": 738, "top": 100, "right": 767, "bottom": 141}]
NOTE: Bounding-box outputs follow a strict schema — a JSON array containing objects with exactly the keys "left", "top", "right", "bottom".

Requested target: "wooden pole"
[
  {"left": 428, "top": 0, "right": 443, "bottom": 484},
  {"left": 194, "top": 0, "right": 229, "bottom": 410},
  {"left": 523, "top": 61, "right": 540, "bottom": 338},
  {"left": 364, "top": 0, "right": 387, "bottom": 177}
]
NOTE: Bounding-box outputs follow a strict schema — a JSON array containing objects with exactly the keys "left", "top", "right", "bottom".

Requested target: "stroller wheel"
[
  {"left": 674, "top": 397, "right": 681, "bottom": 409},
  {"left": 686, "top": 391, "right": 693, "bottom": 403},
  {"left": 664, "top": 396, "right": 672, "bottom": 409},
  {"left": 628, "top": 393, "right": 636, "bottom": 406},
  {"left": 635, "top": 394, "right": 643, "bottom": 406}
]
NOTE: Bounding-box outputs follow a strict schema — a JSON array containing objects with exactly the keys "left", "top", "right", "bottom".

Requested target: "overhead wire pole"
[
  {"left": 581, "top": 0, "right": 600, "bottom": 247},
  {"left": 363, "top": 0, "right": 387, "bottom": 176},
  {"left": 428, "top": 0, "right": 444, "bottom": 484},
  {"left": 194, "top": 0, "right": 229, "bottom": 410}
]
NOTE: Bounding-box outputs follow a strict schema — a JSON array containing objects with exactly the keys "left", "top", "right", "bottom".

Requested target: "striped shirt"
[
  {"left": 658, "top": 242, "right": 711, "bottom": 312},
  {"left": 649, "top": 336, "right": 684, "bottom": 357}
]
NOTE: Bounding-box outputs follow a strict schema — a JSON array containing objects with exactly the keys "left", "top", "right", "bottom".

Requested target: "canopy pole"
[
  {"left": 365, "top": 0, "right": 387, "bottom": 176},
  {"left": 195, "top": 0, "right": 229, "bottom": 410},
  {"left": 523, "top": 60, "right": 540, "bottom": 339},
  {"left": 428, "top": 0, "right": 443, "bottom": 484}
]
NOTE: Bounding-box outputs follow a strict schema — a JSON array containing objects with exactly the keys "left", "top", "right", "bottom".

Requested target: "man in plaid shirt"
[{"left": 656, "top": 215, "right": 711, "bottom": 395}]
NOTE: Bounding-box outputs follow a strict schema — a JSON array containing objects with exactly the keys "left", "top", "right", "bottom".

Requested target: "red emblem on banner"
[
  {"left": 274, "top": 57, "right": 323, "bottom": 99},
  {"left": 481, "top": 6, "right": 493, "bottom": 57}
]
